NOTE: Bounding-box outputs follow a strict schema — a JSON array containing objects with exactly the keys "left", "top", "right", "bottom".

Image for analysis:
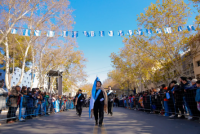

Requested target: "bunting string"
[{"left": 7, "top": 25, "right": 197, "bottom": 38}]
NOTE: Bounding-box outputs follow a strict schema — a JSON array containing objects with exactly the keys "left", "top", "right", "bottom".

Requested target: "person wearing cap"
[
  {"left": 75, "top": 89, "right": 85, "bottom": 117},
  {"left": 107, "top": 86, "right": 115, "bottom": 115}
]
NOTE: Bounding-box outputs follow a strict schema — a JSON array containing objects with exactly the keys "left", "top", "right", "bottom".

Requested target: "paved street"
[{"left": 0, "top": 107, "right": 200, "bottom": 134}]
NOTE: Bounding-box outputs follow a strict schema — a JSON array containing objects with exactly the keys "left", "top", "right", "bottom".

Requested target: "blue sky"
[{"left": 69, "top": 0, "right": 197, "bottom": 84}]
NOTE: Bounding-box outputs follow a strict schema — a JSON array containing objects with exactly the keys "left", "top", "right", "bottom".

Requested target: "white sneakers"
[{"left": 187, "top": 116, "right": 193, "bottom": 120}]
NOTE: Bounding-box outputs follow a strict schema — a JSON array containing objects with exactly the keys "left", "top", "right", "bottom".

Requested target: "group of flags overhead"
[{"left": 10, "top": 25, "right": 196, "bottom": 38}]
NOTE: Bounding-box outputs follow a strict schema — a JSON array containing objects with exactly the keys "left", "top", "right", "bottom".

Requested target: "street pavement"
[{"left": 0, "top": 107, "right": 200, "bottom": 134}]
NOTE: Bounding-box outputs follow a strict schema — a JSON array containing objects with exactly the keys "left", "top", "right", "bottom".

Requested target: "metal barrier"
[
  {"left": 123, "top": 88, "right": 200, "bottom": 119},
  {"left": 0, "top": 94, "right": 70, "bottom": 124}
]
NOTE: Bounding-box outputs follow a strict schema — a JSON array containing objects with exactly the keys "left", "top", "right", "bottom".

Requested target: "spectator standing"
[
  {"left": 184, "top": 79, "right": 198, "bottom": 120},
  {"left": 180, "top": 77, "right": 191, "bottom": 119},
  {"left": 20, "top": 86, "right": 27, "bottom": 121},
  {"left": 188, "top": 77, "right": 193, "bottom": 86},
  {"left": 7, "top": 86, "right": 21, "bottom": 123},
  {"left": 0, "top": 81, "right": 10, "bottom": 125},
  {"left": 170, "top": 80, "right": 184, "bottom": 119},
  {"left": 195, "top": 80, "right": 200, "bottom": 112}
]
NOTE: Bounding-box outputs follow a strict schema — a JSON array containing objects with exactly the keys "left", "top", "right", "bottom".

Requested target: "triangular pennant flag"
[
  {"left": 178, "top": 26, "right": 182, "bottom": 32},
  {"left": 164, "top": 27, "right": 172, "bottom": 34},
  {"left": 62, "top": 31, "right": 68, "bottom": 37},
  {"left": 108, "top": 31, "right": 114, "bottom": 37},
  {"left": 90, "top": 31, "right": 95, "bottom": 37},
  {"left": 72, "top": 31, "right": 78, "bottom": 38},
  {"left": 47, "top": 31, "right": 55, "bottom": 37},
  {"left": 34, "top": 30, "right": 41, "bottom": 36},
  {"left": 187, "top": 25, "right": 195, "bottom": 31},
  {"left": 99, "top": 31, "right": 105, "bottom": 37},
  {"left": 136, "top": 29, "right": 143, "bottom": 35},
  {"left": 83, "top": 31, "right": 89, "bottom": 37},
  {"left": 156, "top": 28, "right": 162, "bottom": 34},
  {"left": 146, "top": 29, "right": 152, "bottom": 34},
  {"left": 118, "top": 30, "right": 124, "bottom": 36},
  {"left": 11, "top": 29, "right": 17, "bottom": 34},
  {"left": 127, "top": 30, "right": 133, "bottom": 36}
]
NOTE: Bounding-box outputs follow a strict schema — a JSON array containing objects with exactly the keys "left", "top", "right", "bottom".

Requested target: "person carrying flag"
[
  {"left": 75, "top": 89, "right": 85, "bottom": 117},
  {"left": 107, "top": 86, "right": 115, "bottom": 116},
  {"left": 89, "top": 77, "right": 107, "bottom": 127}
]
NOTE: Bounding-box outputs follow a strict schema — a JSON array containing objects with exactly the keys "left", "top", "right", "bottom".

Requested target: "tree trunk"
[
  {"left": 16, "top": 44, "right": 31, "bottom": 86},
  {"left": 5, "top": 37, "right": 11, "bottom": 90},
  {"left": 31, "top": 46, "right": 35, "bottom": 89}
]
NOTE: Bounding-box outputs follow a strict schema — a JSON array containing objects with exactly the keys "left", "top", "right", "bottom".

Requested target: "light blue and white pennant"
[
  {"left": 11, "top": 29, "right": 17, "bottom": 34},
  {"left": 62, "top": 31, "right": 68, "bottom": 37},
  {"left": 83, "top": 31, "right": 89, "bottom": 37},
  {"left": 108, "top": 31, "right": 114, "bottom": 37},
  {"left": 72, "top": 31, "right": 78, "bottom": 38},
  {"left": 146, "top": 29, "right": 152, "bottom": 34},
  {"left": 127, "top": 30, "right": 133, "bottom": 36},
  {"left": 187, "top": 25, "right": 195, "bottom": 31},
  {"left": 99, "top": 31, "right": 105, "bottom": 37},
  {"left": 156, "top": 28, "right": 162, "bottom": 34},
  {"left": 47, "top": 31, "right": 55, "bottom": 37},
  {"left": 136, "top": 29, "right": 143, "bottom": 35},
  {"left": 118, "top": 30, "right": 124, "bottom": 36},
  {"left": 178, "top": 26, "right": 183, "bottom": 32},
  {"left": 164, "top": 27, "right": 172, "bottom": 34},
  {"left": 34, "top": 30, "right": 41, "bottom": 36},
  {"left": 90, "top": 31, "right": 95, "bottom": 37}
]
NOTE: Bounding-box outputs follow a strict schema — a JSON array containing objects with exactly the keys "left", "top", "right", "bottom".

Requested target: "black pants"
[
  {"left": 7, "top": 107, "right": 18, "bottom": 122},
  {"left": 76, "top": 104, "right": 82, "bottom": 116},
  {"left": 108, "top": 101, "right": 113, "bottom": 114},
  {"left": 94, "top": 103, "right": 104, "bottom": 125},
  {"left": 174, "top": 99, "right": 184, "bottom": 116}
]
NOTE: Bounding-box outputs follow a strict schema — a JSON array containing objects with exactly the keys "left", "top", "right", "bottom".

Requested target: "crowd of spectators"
[
  {"left": 0, "top": 81, "right": 76, "bottom": 125},
  {"left": 122, "top": 77, "right": 200, "bottom": 121}
]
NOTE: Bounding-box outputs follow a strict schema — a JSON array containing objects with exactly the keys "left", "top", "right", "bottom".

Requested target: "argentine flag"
[
  {"left": 34, "top": 30, "right": 41, "bottom": 36},
  {"left": 11, "top": 29, "right": 17, "bottom": 34},
  {"left": 23, "top": 29, "right": 31, "bottom": 36},
  {"left": 47, "top": 31, "right": 55, "bottom": 37},
  {"left": 187, "top": 25, "right": 195, "bottom": 31},
  {"left": 89, "top": 77, "right": 100, "bottom": 118}
]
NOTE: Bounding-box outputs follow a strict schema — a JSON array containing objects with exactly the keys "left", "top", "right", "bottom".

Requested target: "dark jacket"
[
  {"left": 10, "top": 88, "right": 21, "bottom": 107},
  {"left": 94, "top": 89, "right": 105, "bottom": 106},
  {"left": 75, "top": 93, "right": 85, "bottom": 105},
  {"left": 106, "top": 90, "right": 115, "bottom": 102}
]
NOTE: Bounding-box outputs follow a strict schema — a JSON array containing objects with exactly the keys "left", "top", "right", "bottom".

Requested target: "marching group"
[{"left": 123, "top": 77, "right": 200, "bottom": 121}]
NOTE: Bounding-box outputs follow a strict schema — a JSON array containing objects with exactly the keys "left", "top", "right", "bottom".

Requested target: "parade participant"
[
  {"left": 93, "top": 80, "right": 107, "bottom": 127},
  {"left": 75, "top": 89, "right": 85, "bottom": 117},
  {"left": 107, "top": 86, "right": 115, "bottom": 116}
]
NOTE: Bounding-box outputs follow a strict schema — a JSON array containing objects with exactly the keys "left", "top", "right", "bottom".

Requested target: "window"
[
  {"left": 16, "top": 78, "right": 18, "bottom": 80},
  {"left": 19, "top": 74, "right": 20, "bottom": 76},
  {"left": 13, "top": 82, "right": 15, "bottom": 85},
  {"left": 27, "top": 77, "right": 28, "bottom": 79},
  {"left": 197, "top": 61, "right": 200, "bottom": 67},
  {"left": 28, "top": 82, "right": 29, "bottom": 84},
  {"left": 0, "top": 73, "right": 2, "bottom": 76}
]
